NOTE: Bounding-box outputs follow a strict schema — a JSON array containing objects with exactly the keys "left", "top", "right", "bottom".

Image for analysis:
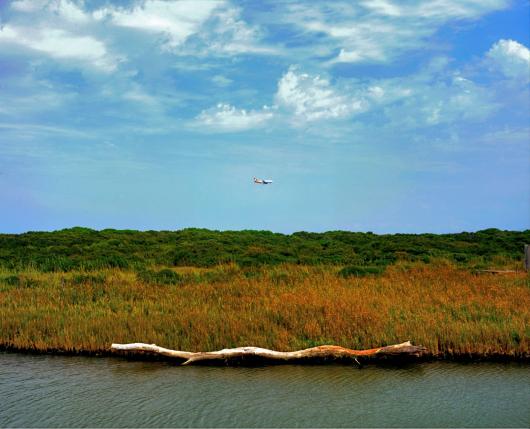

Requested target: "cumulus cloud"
[
  {"left": 197, "top": 67, "right": 369, "bottom": 131},
  {"left": 195, "top": 66, "right": 419, "bottom": 130},
  {"left": 487, "top": 39, "right": 530, "bottom": 80},
  {"left": 271, "top": 61, "right": 498, "bottom": 129},
  {"left": 195, "top": 103, "right": 274, "bottom": 131},
  {"left": 0, "top": 0, "right": 522, "bottom": 140},
  {"left": 275, "top": 67, "right": 364, "bottom": 122},
  {"left": 197, "top": 61, "right": 497, "bottom": 130}
]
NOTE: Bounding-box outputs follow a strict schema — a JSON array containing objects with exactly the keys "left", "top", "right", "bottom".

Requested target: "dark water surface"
[{"left": 0, "top": 353, "right": 528, "bottom": 427}]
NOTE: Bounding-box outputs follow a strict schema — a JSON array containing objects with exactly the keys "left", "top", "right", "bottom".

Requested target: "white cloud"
[
  {"left": 361, "top": 0, "right": 402, "bottom": 17},
  {"left": 193, "top": 48, "right": 505, "bottom": 133},
  {"left": 0, "top": 25, "right": 118, "bottom": 72},
  {"left": 487, "top": 39, "right": 530, "bottom": 80},
  {"left": 212, "top": 75, "right": 233, "bottom": 87},
  {"left": 94, "top": 0, "right": 221, "bottom": 48},
  {"left": 0, "top": 122, "right": 93, "bottom": 139},
  {"left": 281, "top": 1, "right": 510, "bottom": 63},
  {"left": 271, "top": 59, "right": 499, "bottom": 129},
  {"left": 382, "top": 74, "right": 497, "bottom": 128},
  {"left": 11, "top": 0, "right": 91, "bottom": 22},
  {"left": 10, "top": 0, "right": 48, "bottom": 13},
  {"left": 195, "top": 6, "right": 277, "bottom": 55},
  {"left": 195, "top": 103, "right": 274, "bottom": 131},
  {"left": 477, "top": 126, "right": 530, "bottom": 145},
  {"left": 361, "top": 0, "right": 508, "bottom": 20},
  {"left": 2, "top": 0, "right": 271, "bottom": 75},
  {"left": 275, "top": 67, "right": 364, "bottom": 122},
  {"left": 0, "top": 0, "right": 522, "bottom": 141},
  {"left": 122, "top": 86, "right": 159, "bottom": 106},
  {"left": 92, "top": 0, "right": 274, "bottom": 56},
  {"left": 52, "top": 0, "right": 91, "bottom": 23},
  {"left": 0, "top": 75, "right": 75, "bottom": 117},
  {"left": 1, "top": 0, "right": 120, "bottom": 72}
]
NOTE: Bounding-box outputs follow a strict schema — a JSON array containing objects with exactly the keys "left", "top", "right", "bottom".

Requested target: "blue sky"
[{"left": 0, "top": 0, "right": 529, "bottom": 234}]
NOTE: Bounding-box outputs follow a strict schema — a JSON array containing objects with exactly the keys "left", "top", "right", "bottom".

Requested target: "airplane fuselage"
[{"left": 253, "top": 177, "right": 273, "bottom": 184}]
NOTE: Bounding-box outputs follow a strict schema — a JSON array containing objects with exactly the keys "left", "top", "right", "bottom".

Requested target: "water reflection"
[{"left": 0, "top": 353, "right": 528, "bottom": 427}]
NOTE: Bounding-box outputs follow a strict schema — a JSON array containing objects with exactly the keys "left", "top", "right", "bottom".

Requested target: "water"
[{"left": 0, "top": 353, "right": 528, "bottom": 428}]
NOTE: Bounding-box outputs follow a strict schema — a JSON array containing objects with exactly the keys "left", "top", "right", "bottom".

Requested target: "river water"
[{"left": 0, "top": 353, "right": 528, "bottom": 427}]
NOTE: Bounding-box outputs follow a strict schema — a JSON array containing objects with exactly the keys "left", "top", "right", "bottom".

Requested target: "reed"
[{"left": 1, "top": 263, "right": 528, "bottom": 358}]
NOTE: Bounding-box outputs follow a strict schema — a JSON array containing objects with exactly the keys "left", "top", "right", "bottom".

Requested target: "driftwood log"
[
  {"left": 111, "top": 341, "right": 427, "bottom": 365},
  {"left": 476, "top": 269, "right": 519, "bottom": 274}
]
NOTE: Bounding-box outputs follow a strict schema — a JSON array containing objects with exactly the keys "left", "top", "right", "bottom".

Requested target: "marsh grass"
[{"left": 0, "top": 263, "right": 528, "bottom": 358}]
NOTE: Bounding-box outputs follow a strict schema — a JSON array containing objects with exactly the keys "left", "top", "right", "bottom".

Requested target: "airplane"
[{"left": 253, "top": 177, "right": 273, "bottom": 185}]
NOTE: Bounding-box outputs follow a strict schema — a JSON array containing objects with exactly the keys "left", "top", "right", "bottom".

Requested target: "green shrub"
[
  {"left": 38, "top": 257, "right": 77, "bottom": 272},
  {"left": 243, "top": 268, "right": 262, "bottom": 280},
  {"left": 338, "top": 265, "right": 385, "bottom": 278},
  {"left": 269, "top": 271, "right": 290, "bottom": 285},
  {"left": 2, "top": 275, "right": 40, "bottom": 288},
  {"left": 137, "top": 268, "right": 182, "bottom": 285},
  {"left": 0, "top": 227, "right": 528, "bottom": 272},
  {"left": 3, "top": 275, "right": 20, "bottom": 286},
  {"left": 22, "top": 278, "right": 41, "bottom": 288},
  {"left": 454, "top": 253, "right": 469, "bottom": 263}
]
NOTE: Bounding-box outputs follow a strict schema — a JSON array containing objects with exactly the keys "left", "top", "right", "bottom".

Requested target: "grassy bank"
[{"left": 1, "top": 263, "right": 528, "bottom": 359}]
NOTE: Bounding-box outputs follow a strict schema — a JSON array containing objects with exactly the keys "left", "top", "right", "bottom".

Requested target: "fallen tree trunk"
[
  {"left": 475, "top": 269, "right": 519, "bottom": 274},
  {"left": 110, "top": 341, "right": 427, "bottom": 365}
]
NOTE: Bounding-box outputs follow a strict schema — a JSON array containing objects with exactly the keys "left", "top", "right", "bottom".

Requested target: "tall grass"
[{"left": 0, "top": 263, "right": 528, "bottom": 358}]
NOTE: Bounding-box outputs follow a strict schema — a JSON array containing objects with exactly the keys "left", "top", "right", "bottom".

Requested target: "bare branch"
[{"left": 111, "top": 341, "right": 427, "bottom": 365}]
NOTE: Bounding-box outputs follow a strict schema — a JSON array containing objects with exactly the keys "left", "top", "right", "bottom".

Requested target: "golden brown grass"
[{"left": 1, "top": 263, "right": 528, "bottom": 358}]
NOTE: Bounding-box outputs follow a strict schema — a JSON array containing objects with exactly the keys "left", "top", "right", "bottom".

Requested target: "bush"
[
  {"left": 22, "top": 278, "right": 41, "bottom": 288},
  {"left": 338, "top": 265, "right": 385, "bottom": 278},
  {"left": 3, "top": 275, "right": 20, "bottom": 286},
  {"left": 454, "top": 253, "right": 469, "bottom": 263},
  {"left": 137, "top": 268, "right": 182, "bottom": 285},
  {"left": 0, "top": 227, "right": 528, "bottom": 271},
  {"left": 38, "top": 257, "right": 77, "bottom": 272},
  {"left": 269, "top": 271, "right": 290, "bottom": 285}
]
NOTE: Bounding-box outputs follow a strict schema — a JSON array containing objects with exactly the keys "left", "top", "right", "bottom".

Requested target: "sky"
[{"left": 0, "top": 0, "right": 529, "bottom": 234}]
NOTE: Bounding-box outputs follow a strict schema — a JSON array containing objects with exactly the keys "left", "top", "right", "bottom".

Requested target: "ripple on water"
[{"left": 0, "top": 353, "right": 529, "bottom": 428}]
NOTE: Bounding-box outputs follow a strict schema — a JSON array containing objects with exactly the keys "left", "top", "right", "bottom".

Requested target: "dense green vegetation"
[
  {"left": 0, "top": 227, "right": 528, "bottom": 272},
  {"left": 338, "top": 265, "right": 386, "bottom": 278}
]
